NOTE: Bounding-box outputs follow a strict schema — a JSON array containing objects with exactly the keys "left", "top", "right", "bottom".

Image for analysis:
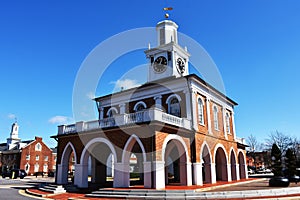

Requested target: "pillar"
[
  {"left": 113, "top": 162, "right": 130, "bottom": 188},
  {"left": 56, "top": 164, "right": 68, "bottom": 184},
  {"left": 153, "top": 161, "right": 165, "bottom": 189},
  {"left": 74, "top": 164, "right": 88, "bottom": 188},
  {"left": 210, "top": 163, "right": 216, "bottom": 184},
  {"left": 193, "top": 162, "right": 203, "bottom": 186},
  {"left": 143, "top": 162, "right": 152, "bottom": 188},
  {"left": 222, "top": 107, "right": 228, "bottom": 139},
  {"left": 206, "top": 98, "right": 212, "bottom": 134},
  {"left": 227, "top": 164, "right": 232, "bottom": 182},
  {"left": 153, "top": 95, "right": 162, "bottom": 110}
]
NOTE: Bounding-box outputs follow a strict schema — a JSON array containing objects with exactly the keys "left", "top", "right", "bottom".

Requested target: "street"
[{"left": 0, "top": 176, "right": 55, "bottom": 199}]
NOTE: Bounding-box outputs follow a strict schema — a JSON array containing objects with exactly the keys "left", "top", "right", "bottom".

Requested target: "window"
[
  {"left": 134, "top": 101, "right": 147, "bottom": 112},
  {"left": 36, "top": 155, "right": 39, "bottom": 161},
  {"left": 44, "top": 156, "right": 48, "bottom": 161},
  {"left": 34, "top": 163, "right": 39, "bottom": 172},
  {"left": 213, "top": 106, "right": 219, "bottom": 130},
  {"left": 35, "top": 143, "right": 42, "bottom": 151},
  {"left": 43, "top": 164, "right": 48, "bottom": 172},
  {"left": 168, "top": 97, "right": 181, "bottom": 117},
  {"left": 107, "top": 107, "right": 118, "bottom": 118},
  {"left": 198, "top": 98, "right": 204, "bottom": 125},
  {"left": 26, "top": 155, "right": 30, "bottom": 160},
  {"left": 25, "top": 163, "right": 30, "bottom": 173},
  {"left": 226, "top": 113, "right": 231, "bottom": 134}
]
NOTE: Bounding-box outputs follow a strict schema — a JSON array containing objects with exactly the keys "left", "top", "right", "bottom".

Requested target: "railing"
[{"left": 58, "top": 108, "right": 191, "bottom": 135}]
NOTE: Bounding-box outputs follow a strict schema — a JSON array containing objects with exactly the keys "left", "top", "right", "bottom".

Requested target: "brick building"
[
  {"left": 53, "top": 19, "right": 248, "bottom": 189},
  {"left": 0, "top": 122, "right": 56, "bottom": 175}
]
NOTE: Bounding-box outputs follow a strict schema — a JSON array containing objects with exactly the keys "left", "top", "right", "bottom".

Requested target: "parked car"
[
  {"left": 2, "top": 169, "right": 27, "bottom": 179},
  {"left": 256, "top": 168, "right": 272, "bottom": 174},
  {"left": 248, "top": 168, "right": 255, "bottom": 175}
]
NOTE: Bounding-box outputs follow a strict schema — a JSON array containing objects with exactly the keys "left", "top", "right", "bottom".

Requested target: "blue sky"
[{"left": 0, "top": 0, "right": 300, "bottom": 147}]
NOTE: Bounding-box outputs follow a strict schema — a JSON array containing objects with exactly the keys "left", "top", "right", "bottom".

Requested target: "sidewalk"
[{"left": 24, "top": 178, "right": 300, "bottom": 200}]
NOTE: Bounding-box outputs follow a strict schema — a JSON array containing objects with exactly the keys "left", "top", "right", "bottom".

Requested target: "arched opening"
[
  {"left": 59, "top": 142, "right": 77, "bottom": 185},
  {"left": 122, "top": 135, "right": 146, "bottom": 187},
  {"left": 164, "top": 140, "right": 187, "bottom": 185},
  {"left": 230, "top": 150, "right": 237, "bottom": 181},
  {"left": 215, "top": 147, "right": 228, "bottom": 181},
  {"left": 238, "top": 151, "right": 246, "bottom": 179},
  {"left": 201, "top": 144, "right": 212, "bottom": 184},
  {"left": 82, "top": 142, "right": 115, "bottom": 188}
]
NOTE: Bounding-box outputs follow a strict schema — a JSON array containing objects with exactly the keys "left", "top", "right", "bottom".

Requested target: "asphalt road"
[{"left": 0, "top": 176, "right": 55, "bottom": 199}]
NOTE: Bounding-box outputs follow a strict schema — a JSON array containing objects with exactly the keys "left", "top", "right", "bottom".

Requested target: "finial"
[{"left": 163, "top": 7, "right": 173, "bottom": 19}]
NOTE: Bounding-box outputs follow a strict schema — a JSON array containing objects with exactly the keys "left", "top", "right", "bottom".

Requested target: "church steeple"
[{"left": 7, "top": 122, "right": 21, "bottom": 150}]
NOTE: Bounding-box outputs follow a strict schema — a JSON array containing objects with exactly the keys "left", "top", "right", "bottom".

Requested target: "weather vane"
[{"left": 163, "top": 7, "right": 173, "bottom": 19}]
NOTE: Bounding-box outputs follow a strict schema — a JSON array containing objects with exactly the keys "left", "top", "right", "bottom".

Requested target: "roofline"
[{"left": 186, "top": 74, "right": 238, "bottom": 106}]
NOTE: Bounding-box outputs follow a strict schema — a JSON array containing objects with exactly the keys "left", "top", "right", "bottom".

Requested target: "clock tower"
[{"left": 145, "top": 20, "right": 190, "bottom": 82}]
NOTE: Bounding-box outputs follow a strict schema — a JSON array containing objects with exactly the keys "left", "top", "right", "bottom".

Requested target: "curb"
[{"left": 25, "top": 188, "right": 55, "bottom": 198}]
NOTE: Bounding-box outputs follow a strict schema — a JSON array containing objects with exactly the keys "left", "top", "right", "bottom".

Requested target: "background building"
[{"left": 0, "top": 122, "right": 56, "bottom": 175}]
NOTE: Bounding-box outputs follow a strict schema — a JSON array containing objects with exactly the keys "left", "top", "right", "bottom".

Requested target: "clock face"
[
  {"left": 153, "top": 56, "right": 167, "bottom": 73},
  {"left": 176, "top": 57, "right": 185, "bottom": 74}
]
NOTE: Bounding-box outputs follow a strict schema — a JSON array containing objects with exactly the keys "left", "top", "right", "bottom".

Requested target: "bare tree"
[
  {"left": 265, "top": 131, "right": 293, "bottom": 154},
  {"left": 247, "top": 134, "right": 261, "bottom": 170}
]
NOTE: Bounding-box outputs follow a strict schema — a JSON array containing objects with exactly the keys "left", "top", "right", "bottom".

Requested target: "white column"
[
  {"left": 153, "top": 161, "right": 165, "bottom": 189},
  {"left": 99, "top": 107, "right": 104, "bottom": 120},
  {"left": 191, "top": 89, "right": 198, "bottom": 131},
  {"left": 186, "top": 162, "right": 192, "bottom": 186},
  {"left": 236, "top": 164, "right": 240, "bottom": 180},
  {"left": 143, "top": 162, "right": 152, "bottom": 188},
  {"left": 74, "top": 164, "right": 88, "bottom": 188},
  {"left": 56, "top": 164, "right": 68, "bottom": 184},
  {"left": 183, "top": 90, "right": 192, "bottom": 121},
  {"left": 206, "top": 98, "right": 212, "bottom": 134},
  {"left": 113, "top": 162, "right": 130, "bottom": 188},
  {"left": 210, "top": 163, "right": 216, "bottom": 184},
  {"left": 222, "top": 107, "right": 228, "bottom": 139},
  {"left": 119, "top": 103, "right": 126, "bottom": 114},
  {"left": 232, "top": 112, "right": 236, "bottom": 139},
  {"left": 227, "top": 164, "right": 232, "bottom": 182},
  {"left": 153, "top": 95, "right": 162, "bottom": 110},
  {"left": 193, "top": 162, "right": 203, "bottom": 186}
]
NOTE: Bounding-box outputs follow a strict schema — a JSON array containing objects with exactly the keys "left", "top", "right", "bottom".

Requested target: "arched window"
[
  {"left": 169, "top": 97, "right": 180, "bottom": 117},
  {"left": 133, "top": 101, "right": 147, "bottom": 112},
  {"left": 107, "top": 107, "right": 118, "bottom": 118},
  {"left": 226, "top": 113, "right": 230, "bottom": 134},
  {"left": 25, "top": 163, "right": 30, "bottom": 174},
  {"left": 34, "top": 163, "right": 39, "bottom": 172},
  {"left": 35, "top": 143, "right": 42, "bottom": 151},
  {"left": 213, "top": 106, "right": 219, "bottom": 130},
  {"left": 198, "top": 98, "right": 204, "bottom": 125}
]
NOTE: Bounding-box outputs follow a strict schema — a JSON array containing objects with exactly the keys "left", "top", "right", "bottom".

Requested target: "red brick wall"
[{"left": 20, "top": 137, "right": 54, "bottom": 175}]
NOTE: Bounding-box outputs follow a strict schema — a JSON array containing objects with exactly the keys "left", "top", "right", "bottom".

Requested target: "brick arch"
[
  {"left": 80, "top": 137, "right": 117, "bottom": 164},
  {"left": 61, "top": 141, "right": 77, "bottom": 165},
  {"left": 122, "top": 134, "right": 147, "bottom": 163},
  {"left": 229, "top": 148, "right": 237, "bottom": 181},
  {"left": 161, "top": 134, "right": 189, "bottom": 162},
  {"left": 238, "top": 149, "right": 247, "bottom": 179},
  {"left": 212, "top": 143, "right": 229, "bottom": 163},
  {"left": 199, "top": 141, "right": 212, "bottom": 163}
]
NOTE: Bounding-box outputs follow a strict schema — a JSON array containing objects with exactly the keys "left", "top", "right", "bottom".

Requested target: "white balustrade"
[{"left": 58, "top": 108, "right": 191, "bottom": 135}]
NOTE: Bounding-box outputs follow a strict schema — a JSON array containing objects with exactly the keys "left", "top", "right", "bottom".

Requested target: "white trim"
[
  {"left": 197, "top": 97, "right": 205, "bottom": 125},
  {"left": 199, "top": 141, "right": 212, "bottom": 162},
  {"left": 133, "top": 101, "right": 147, "bottom": 112},
  {"left": 229, "top": 147, "right": 237, "bottom": 164},
  {"left": 122, "top": 134, "right": 147, "bottom": 163},
  {"left": 161, "top": 134, "right": 189, "bottom": 162},
  {"left": 80, "top": 137, "right": 117, "bottom": 164},
  {"left": 61, "top": 142, "right": 78, "bottom": 165},
  {"left": 213, "top": 105, "right": 219, "bottom": 131},
  {"left": 165, "top": 94, "right": 182, "bottom": 104},
  {"left": 106, "top": 107, "right": 118, "bottom": 117},
  {"left": 213, "top": 143, "right": 228, "bottom": 163}
]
